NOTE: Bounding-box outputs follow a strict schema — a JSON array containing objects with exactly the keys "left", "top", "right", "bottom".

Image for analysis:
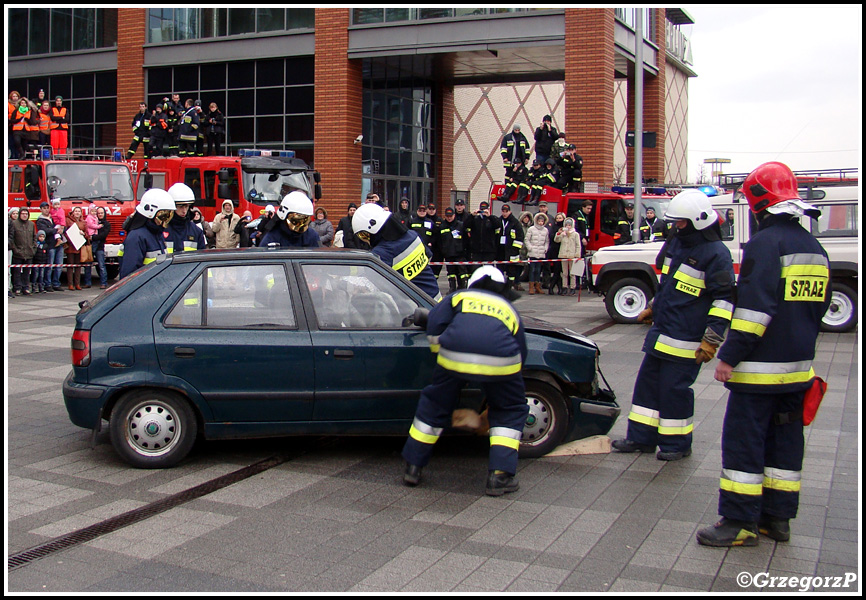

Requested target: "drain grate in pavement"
[{"left": 8, "top": 454, "right": 288, "bottom": 571}]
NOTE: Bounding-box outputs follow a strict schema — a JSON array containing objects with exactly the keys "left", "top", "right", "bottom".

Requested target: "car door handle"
[
  {"left": 174, "top": 347, "right": 196, "bottom": 358},
  {"left": 333, "top": 349, "right": 354, "bottom": 360}
]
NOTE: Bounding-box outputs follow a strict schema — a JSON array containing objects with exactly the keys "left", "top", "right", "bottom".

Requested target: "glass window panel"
[
  {"left": 418, "top": 8, "right": 452, "bottom": 20},
  {"left": 400, "top": 125, "right": 413, "bottom": 152},
  {"left": 371, "top": 147, "right": 385, "bottom": 175},
  {"left": 285, "top": 86, "right": 313, "bottom": 115},
  {"left": 49, "top": 76, "right": 72, "bottom": 101},
  {"left": 201, "top": 91, "right": 226, "bottom": 114},
  {"left": 228, "top": 8, "right": 256, "bottom": 36},
  {"left": 72, "top": 8, "right": 95, "bottom": 51},
  {"left": 286, "top": 9, "right": 314, "bottom": 30},
  {"left": 256, "top": 59, "right": 284, "bottom": 88},
  {"left": 174, "top": 8, "right": 198, "bottom": 40},
  {"left": 228, "top": 61, "right": 255, "bottom": 88},
  {"left": 386, "top": 150, "right": 399, "bottom": 176},
  {"left": 455, "top": 8, "right": 487, "bottom": 17},
  {"left": 256, "top": 116, "right": 283, "bottom": 143},
  {"left": 256, "top": 8, "right": 284, "bottom": 32},
  {"left": 227, "top": 90, "right": 254, "bottom": 117},
  {"left": 284, "top": 116, "right": 314, "bottom": 142},
  {"left": 148, "top": 68, "right": 173, "bottom": 95},
  {"left": 174, "top": 65, "right": 199, "bottom": 91},
  {"left": 71, "top": 99, "right": 94, "bottom": 124},
  {"left": 353, "top": 9, "right": 383, "bottom": 25},
  {"left": 230, "top": 117, "right": 254, "bottom": 144},
  {"left": 95, "top": 98, "right": 116, "bottom": 123},
  {"left": 387, "top": 121, "right": 400, "bottom": 149},
  {"left": 95, "top": 123, "right": 116, "bottom": 148},
  {"left": 285, "top": 56, "right": 314, "bottom": 85},
  {"left": 98, "top": 8, "right": 117, "bottom": 48},
  {"left": 400, "top": 151, "right": 413, "bottom": 177},
  {"left": 95, "top": 71, "right": 117, "bottom": 97},
  {"left": 71, "top": 124, "right": 94, "bottom": 150},
  {"left": 29, "top": 9, "right": 50, "bottom": 55},
  {"left": 29, "top": 77, "right": 50, "bottom": 99},
  {"left": 200, "top": 8, "right": 227, "bottom": 38},
  {"left": 203, "top": 265, "right": 295, "bottom": 329},
  {"left": 9, "top": 9, "right": 28, "bottom": 56},
  {"left": 166, "top": 274, "right": 203, "bottom": 327},
  {"left": 256, "top": 88, "right": 283, "bottom": 115},
  {"left": 370, "top": 93, "right": 386, "bottom": 121},
  {"left": 73, "top": 73, "right": 94, "bottom": 99},
  {"left": 200, "top": 63, "right": 226, "bottom": 90},
  {"left": 51, "top": 8, "right": 73, "bottom": 53},
  {"left": 385, "top": 8, "right": 410, "bottom": 22}
]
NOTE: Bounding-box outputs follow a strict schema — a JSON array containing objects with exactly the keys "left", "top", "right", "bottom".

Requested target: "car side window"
[
  {"left": 811, "top": 204, "right": 858, "bottom": 238},
  {"left": 165, "top": 264, "right": 296, "bottom": 328},
  {"left": 302, "top": 263, "right": 419, "bottom": 329}
]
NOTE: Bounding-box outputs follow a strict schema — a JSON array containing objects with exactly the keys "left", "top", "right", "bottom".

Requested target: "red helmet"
[{"left": 742, "top": 162, "right": 799, "bottom": 213}]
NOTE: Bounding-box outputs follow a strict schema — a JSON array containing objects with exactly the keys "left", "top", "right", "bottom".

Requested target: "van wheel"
[
  {"left": 822, "top": 282, "right": 857, "bottom": 333},
  {"left": 110, "top": 390, "right": 197, "bottom": 468},
  {"left": 519, "top": 381, "right": 568, "bottom": 458},
  {"left": 605, "top": 277, "right": 651, "bottom": 324}
]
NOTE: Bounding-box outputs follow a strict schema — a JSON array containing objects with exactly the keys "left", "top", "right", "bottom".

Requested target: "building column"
[
  {"left": 116, "top": 9, "right": 146, "bottom": 155},
  {"left": 567, "top": 8, "right": 615, "bottom": 189},
  {"left": 314, "top": 9, "right": 363, "bottom": 218},
  {"left": 437, "top": 83, "right": 455, "bottom": 210}
]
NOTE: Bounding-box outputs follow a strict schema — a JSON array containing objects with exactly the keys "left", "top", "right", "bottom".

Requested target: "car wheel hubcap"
[
  {"left": 127, "top": 402, "right": 180, "bottom": 457},
  {"left": 824, "top": 292, "right": 853, "bottom": 327},
  {"left": 522, "top": 396, "right": 552, "bottom": 446},
  {"left": 615, "top": 287, "right": 646, "bottom": 319}
]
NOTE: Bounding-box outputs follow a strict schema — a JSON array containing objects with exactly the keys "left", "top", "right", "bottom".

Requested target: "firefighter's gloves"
[
  {"left": 695, "top": 340, "right": 718, "bottom": 364},
  {"left": 637, "top": 306, "right": 653, "bottom": 324}
]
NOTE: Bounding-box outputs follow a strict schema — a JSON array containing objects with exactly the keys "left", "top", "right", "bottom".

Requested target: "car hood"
[{"left": 522, "top": 315, "right": 599, "bottom": 352}]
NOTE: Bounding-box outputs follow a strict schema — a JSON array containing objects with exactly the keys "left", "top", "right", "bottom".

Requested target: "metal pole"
[{"left": 632, "top": 8, "right": 643, "bottom": 242}]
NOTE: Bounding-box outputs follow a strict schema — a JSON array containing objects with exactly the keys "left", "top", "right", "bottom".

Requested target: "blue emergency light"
[{"left": 238, "top": 149, "right": 295, "bottom": 158}]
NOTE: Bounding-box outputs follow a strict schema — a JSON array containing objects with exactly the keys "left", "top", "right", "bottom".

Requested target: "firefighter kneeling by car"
[{"left": 401, "top": 265, "right": 529, "bottom": 497}]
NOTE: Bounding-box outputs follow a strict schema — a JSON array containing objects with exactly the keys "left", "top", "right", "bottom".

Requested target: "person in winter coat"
[
  {"left": 533, "top": 115, "right": 559, "bottom": 165},
  {"left": 524, "top": 212, "right": 550, "bottom": 295},
  {"left": 212, "top": 200, "right": 241, "bottom": 248},
  {"left": 11, "top": 208, "right": 37, "bottom": 295},
  {"left": 546, "top": 212, "right": 566, "bottom": 295},
  {"left": 337, "top": 203, "right": 361, "bottom": 249},
  {"left": 395, "top": 197, "right": 413, "bottom": 229},
  {"left": 310, "top": 207, "right": 335, "bottom": 247},
  {"left": 65, "top": 207, "right": 90, "bottom": 290},
  {"left": 32, "top": 230, "right": 50, "bottom": 292},
  {"left": 555, "top": 217, "right": 581, "bottom": 295},
  {"left": 90, "top": 207, "right": 111, "bottom": 288},
  {"left": 190, "top": 208, "right": 215, "bottom": 248},
  {"left": 234, "top": 211, "right": 254, "bottom": 248},
  {"left": 205, "top": 103, "right": 225, "bottom": 156}
]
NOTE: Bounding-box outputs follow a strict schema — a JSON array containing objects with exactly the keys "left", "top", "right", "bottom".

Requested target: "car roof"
[{"left": 169, "top": 247, "right": 371, "bottom": 265}]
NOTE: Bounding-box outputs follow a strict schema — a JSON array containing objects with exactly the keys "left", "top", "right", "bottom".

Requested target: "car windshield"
[
  {"left": 46, "top": 163, "right": 135, "bottom": 202},
  {"left": 242, "top": 170, "right": 311, "bottom": 207}
]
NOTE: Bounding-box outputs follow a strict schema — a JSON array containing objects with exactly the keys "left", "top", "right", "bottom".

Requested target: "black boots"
[
  {"left": 697, "top": 518, "right": 759, "bottom": 547},
  {"left": 403, "top": 463, "right": 422, "bottom": 487},
  {"left": 758, "top": 515, "right": 791, "bottom": 542},
  {"left": 611, "top": 439, "right": 655, "bottom": 453},
  {"left": 485, "top": 471, "right": 519, "bottom": 497}
]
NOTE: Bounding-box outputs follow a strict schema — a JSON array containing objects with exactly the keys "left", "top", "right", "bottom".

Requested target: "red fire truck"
[
  {"left": 488, "top": 183, "right": 679, "bottom": 253},
  {"left": 128, "top": 149, "right": 321, "bottom": 223},
  {"left": 8, "top": 148, "right": 136, "bottom": 280}
]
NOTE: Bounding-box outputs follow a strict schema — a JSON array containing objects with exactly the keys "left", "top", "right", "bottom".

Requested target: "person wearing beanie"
[
  {"left": 337, "top": 203, "right": 361, "bottom": 249},
  {"left": 534, "top": 114, "right": 559, "bottom": 165}
]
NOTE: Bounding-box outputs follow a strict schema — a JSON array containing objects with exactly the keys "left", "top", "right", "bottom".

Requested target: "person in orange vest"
[
  {"left": 38, "top": 100, "right": 52, "bottom": 148},
  {"left": 50, "top": 96, "right": 69, "bottom": 155},
  {"left": 11, "top": 98, "right": 33, "bottom": 159},
  {"left": 8, "top": 90, "right": 21, "bottom": 159}
]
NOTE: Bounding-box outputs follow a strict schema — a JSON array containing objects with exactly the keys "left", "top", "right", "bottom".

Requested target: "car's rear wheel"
[
  {"left": 821, "top": 281, "right": 857, "bottom": 333},
  {"left": 519, "top": 381, "right": 568, "bottom": 458},
  {"left": 605, "top": 277, "right": 652, "bottom": 323},
  {"left": 110, "top": 389, "right": 197, "bottom": 468}
]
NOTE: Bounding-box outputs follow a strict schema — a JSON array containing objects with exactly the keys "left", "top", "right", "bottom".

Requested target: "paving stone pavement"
[{"left": 5, "top": 280, "right": 861, "bottom": 593}]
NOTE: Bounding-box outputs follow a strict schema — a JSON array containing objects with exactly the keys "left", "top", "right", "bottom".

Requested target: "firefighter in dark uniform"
[
  {"left": 437, "top": 207, "right": 468, "bottom": 292},
  {"left": 612, "top": 190, "right": 734, "bottom": 461},
  {"left": 697, "top": 162, "right": 831, "bottom": 547},
  {"left": 126, "top": 102, "right": 152, "bottom": 160},
  {"left": 496, "top": 204, "right": 525, "bottom": 291},
  {"left": 259, "top": 191, "right": 321, "bottom": 248},
  {"left": 165, "top": 183, "right": 206, "bottom": 254},
  {"left": 165, "top": 104, "right": 180, "bottom": 157},
  {"left": 402, "top": 265, "right": 528, "bottom": 496},
  {"left": 465, "top": 201, "right": 498, "bottom": 274},
  {"left": 409, "top": 203, "right": 434, "bottom": 258},
  {"left": 640, "top": 206, "right": 668, "bottom": 241},
  {"left": 613, "top": 201, "right": 637, "bottom": 245},
  {"left": 353, "top": 203, "right": 442, "bottom": 302},
  {"left": 119, "top": 189, "right": 175, "bottom": 279},
  {"left": 453, "top": 198, "right": 471, "bottom": 229},
  {"left": 528, "top": 159, "right": 556, "bottom": 206},
  {"left": 149, "top": 103, "right": 169, "bottom": 158},
  {"left": 499, "top": 123, "right": 530, "bottom": 195},
  {"left": 178, "top": 99, "right": 200, "bottom": 157},
  {"left": 498, "top": 158, "right": 530, "bottom": 204}
]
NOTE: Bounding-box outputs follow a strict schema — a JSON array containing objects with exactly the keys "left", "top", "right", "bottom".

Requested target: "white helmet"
[
  {"left": 468, "top": 265, "right": 506, "bottom": 289},
  {"left": 167, "top": 182, "right": 195, "bottom": 205},
  {"left": 277, "top": 191, "right": 314, "bottom": 232},
  {"left": 664, "top": 189, "right": 717, "bottom": 231},
  {"left": 137, "top": 188, "right": 176, "bottom": 219},
  {"left": 352, "top": 202, "right": 389, "bottom": 239}
]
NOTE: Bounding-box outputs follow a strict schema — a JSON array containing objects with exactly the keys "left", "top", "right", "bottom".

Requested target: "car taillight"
[{"left": 71, "top": 330, "right": 91, "bottom": 367}]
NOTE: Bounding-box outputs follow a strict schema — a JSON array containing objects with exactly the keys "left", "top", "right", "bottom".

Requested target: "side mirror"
[
  {"left": 313, "top": 171, "right": 321, "bottom": 184},
  {"left": 143, "top": 172, "right": 153, "bottom": 190},
  {"left": 314, "top": 183, "right": 322, "bottom": 201},
  {"left": 413, "top": 307, "right": 429, "bottom": 328}
]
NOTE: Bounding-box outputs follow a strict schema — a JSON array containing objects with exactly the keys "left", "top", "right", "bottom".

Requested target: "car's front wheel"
[
  {"left": 519, "top": 381, "right": 568, "bottom": 458},
  {"left": 605, "top": 277, "right": 652, "bottom": 324},
  {"left": 110, "top": 389, "right": 197, "bottom": 468}
]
